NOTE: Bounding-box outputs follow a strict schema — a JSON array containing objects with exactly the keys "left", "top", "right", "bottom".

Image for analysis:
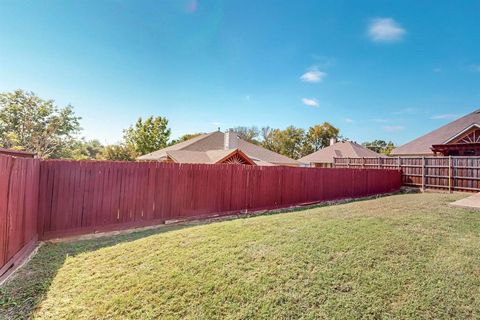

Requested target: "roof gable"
[
  {"left": 391, "top": 109, "right": 480, "bottom": 155},
  {"left": 444, "top": 124, "right": 480, "bottom": 144},
  {"left": 138, "top": 131, "right": 300, "bottom": 165}
]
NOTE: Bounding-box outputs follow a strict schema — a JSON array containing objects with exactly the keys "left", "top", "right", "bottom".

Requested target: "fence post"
[
  {"left": 362, "top": 157, "right": 365, "bottom": 169},
  {"left": 398, "top": 157, "right": 402, "bottom": 186},
  {"left": 347, "top": 157, "right": 350, "bottom": 168},
  {"left": 448, "top": 156, "right": 452, "bottom": 193},
  {"left": 421, "top": 157, "right": 426, "bottom": 192},
  {"left": 378, "top": 157, "right": 382, "bottom": 169}
]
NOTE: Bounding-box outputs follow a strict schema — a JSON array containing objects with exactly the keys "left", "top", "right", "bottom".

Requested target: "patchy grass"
[{"left": 2, "top": 193, "right": 480, "bottom": 319}]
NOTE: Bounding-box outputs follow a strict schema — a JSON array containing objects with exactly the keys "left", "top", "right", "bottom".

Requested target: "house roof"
[
  {"left": 138, "top": 131, "right": 300, "bottom": 166},
  {"left": 298, "top": 141, "right": 384, "bottom": 164},
  {"left": 391, "top": 109, "right": 480, "bottom": 155},
  {"left": 165, "top": 149, "right": 255, "bottom": 165}
]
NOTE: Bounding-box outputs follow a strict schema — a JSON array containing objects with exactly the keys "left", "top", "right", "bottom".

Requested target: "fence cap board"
[{"left": 0, "top": 148, "right": 36, "bottom": 158}]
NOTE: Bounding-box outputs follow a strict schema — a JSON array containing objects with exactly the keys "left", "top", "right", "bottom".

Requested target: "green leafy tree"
[
  {"left": 0, "top": 90, "right": 81, "bottom": 158},
  {"left": 262, "top": 126, "right": 305, "bottom": 159},
  {"left": 260, "top": 126, "right": 275, "bottom": 150},
  {"left": 99, "top": 144, "right": 136, "bottom": 161},
  {"left": 362, "top": 140, "right": 396, "bottom": 155},
  {"left": 304, "top": 122, "right": 340, "bottom": 154},
  {"left": 63, "top": 139, "right": 104, "bottom": 160},
  {"left": 231, "top": 126, "right": 260, "bottom": 144},
  {"left": 123, "top": 116, "right": 171, "bottom": 156}
]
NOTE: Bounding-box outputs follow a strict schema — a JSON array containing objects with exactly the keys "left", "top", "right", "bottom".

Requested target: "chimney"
[
  {"left": 330, "top": 137, "right": 337, "bottom": 146},
  {"left": 224, "top": 130, "right": 239, "bottom": 150}
]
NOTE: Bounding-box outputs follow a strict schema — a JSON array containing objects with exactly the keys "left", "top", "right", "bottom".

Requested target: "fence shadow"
[
  {"left": 0, "top": 222, "right": 193, "bottom": 319},
  {"left": 1, "top": 190, "right": 406, "bottom": 319}
]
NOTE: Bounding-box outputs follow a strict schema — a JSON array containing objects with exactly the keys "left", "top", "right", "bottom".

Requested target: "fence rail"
[
  {"left": 333, "top": 156, "right": 480, "bottom": 192},
  {"left": 37, "top": 161, "right": 401, "bottom": 240}
]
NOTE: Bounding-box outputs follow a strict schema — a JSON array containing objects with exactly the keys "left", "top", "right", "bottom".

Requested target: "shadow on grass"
[
  {"left": 0, "top": 223, "right": 194, "bottom": 320},
  {"left": 0, "top": 191, "right": 406, "bottom": 319}
]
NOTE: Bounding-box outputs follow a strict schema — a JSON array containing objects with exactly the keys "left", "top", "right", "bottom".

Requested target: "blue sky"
[{"left": 1, "top": 0, "right": 480, "bottom": 145}]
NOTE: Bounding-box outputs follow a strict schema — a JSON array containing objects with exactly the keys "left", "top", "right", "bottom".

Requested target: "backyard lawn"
[{"left": 2, "top": 192, "right": 480, "bottom": 319}]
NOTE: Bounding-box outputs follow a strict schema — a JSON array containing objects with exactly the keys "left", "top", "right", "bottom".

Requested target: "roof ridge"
[
  {"left": 239, "top": 139, "right": 300, "bottom": 163},
  {"left": 175, "top": 131, "right": 218, "bottom": 150}
]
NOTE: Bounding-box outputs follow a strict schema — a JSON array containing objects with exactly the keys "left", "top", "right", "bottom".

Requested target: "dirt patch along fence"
[
  {"left": 37, "top": 161, "right": 401, "bottom": 240},
  {"left": 0, "top": 155, "right": 40, "bottom": 277},
  {"left": 333, "top": 156, "right": 480, "bottom": 192}
]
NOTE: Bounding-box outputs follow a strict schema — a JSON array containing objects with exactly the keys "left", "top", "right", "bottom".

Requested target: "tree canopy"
[
  {"left": 258, "top": 123, "right": 341, "bottom": 159},
  {"left": 0, "top": 89, "right": 346, "bottom": 162},
  {"left": 123, "top": 116, "right": 171, "bottom": 156},
  {"left": 304, "top": 122, "right": 340, "bottom": 154},
  {"left": 362, "top": 140, "right": 396, "bottom": 155},
  {"left": 99, "top": 144, "right": 136, "bottom": 161},
  {"left": 231, "top": 126, "right": 260, "bottom": 144},
  {"left": 0, "top": 90, "right": 81, "bottom": 158}
]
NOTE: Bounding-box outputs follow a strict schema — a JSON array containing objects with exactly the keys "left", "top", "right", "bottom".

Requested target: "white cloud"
[
  {"left": 302, "top": 98, "right": 319, "bottom": 107},
  {"left": 212, "top": 122, "right": 221, "bottom": 127},
  {"left": 344, "top": 118, "right": 354, "bottom": 123},
  {"left": 300, "top": 67, "right": 327, "bottom": 83},
  {"left": 368, "top": 18, "right": 406, "bottom": 42},
  {"left": 432, "top": 67, "right": 442, "bottom": 73},
  {"left": 431, "top": 114, "right": 458, "bottom": 120},
  {"left": 383, "top": 125, "right": 405, "bottom": 132}
]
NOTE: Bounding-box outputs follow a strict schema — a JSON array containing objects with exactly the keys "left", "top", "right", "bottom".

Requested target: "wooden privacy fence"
[
  {"left": 0, "top": 154, "right": 401, "bottom": 275},
  {"left": 333, "top": 156, "right": 480, "bottom": 192},
  {"left": 0, "top": 155, "right": 40, "bottom": 277},
  {"left": 37, "top": 161, "right": 401, "bottom": 240}
]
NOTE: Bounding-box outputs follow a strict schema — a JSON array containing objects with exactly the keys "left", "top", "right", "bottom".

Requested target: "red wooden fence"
[
  {"left": 0, "top": 156, "right": 401, "bottom": 274},
  {"left": 0, "top": 155, "right": 40, "bottom": 277},
  {"left": 37, "top": 161, "right": 402, "bottom": 240}
]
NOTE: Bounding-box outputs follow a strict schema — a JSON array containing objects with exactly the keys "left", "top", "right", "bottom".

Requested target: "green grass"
[{"left": 2, "top": 193, "right": 480, "bottom": 319}]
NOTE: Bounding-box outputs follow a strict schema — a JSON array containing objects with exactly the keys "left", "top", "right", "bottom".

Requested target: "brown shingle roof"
[
  {"left": 298, "top": 141, "right": 384, "bottom": 164},
  {"left": 138, "top": 131, "right": 300, "bottom": 166},
  {"left": 391, "top": 109, "right": 480, "bottom": 156}
]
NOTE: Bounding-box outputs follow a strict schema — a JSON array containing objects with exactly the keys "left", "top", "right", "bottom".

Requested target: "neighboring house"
[
  {"left": 298, "top": 140, "right": 384, "bottom": 167},
  {"left": 137, "top": 131, "right": 301, "bottom": 166},
  {"left": 391, "top": 109, "right": 480, "bottom": 156}
]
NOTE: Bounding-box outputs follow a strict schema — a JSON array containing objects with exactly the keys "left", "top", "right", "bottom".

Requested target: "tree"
[
  {"left": 304, "top": 122, "right": 340, "bottom": 154},
  {"left": 231, "top": 126, "right": 260, "bottom": 144},
  {"left": 169, "top": 132, "right": 204, "bottom": 146},
  {"left": 260, "top": 126, "right": 276, "bottom": 151},
  {"left": 0, "top": 90, "right": 81, "bottom": 158},
  {"left": 64, "top": 139, "right": 104, "bottom": 160},
  {"left": 262, "top": 126, "right": 306, "bottom": 159},
  {"left": 99, "top": 144, "right": 136, "bottom": 161},
  {"left": 362, "top": 140, "right": 396, "bottom": 155},
  {"left": 123, "top": 116, "right": 171, "bottom": 156}
]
